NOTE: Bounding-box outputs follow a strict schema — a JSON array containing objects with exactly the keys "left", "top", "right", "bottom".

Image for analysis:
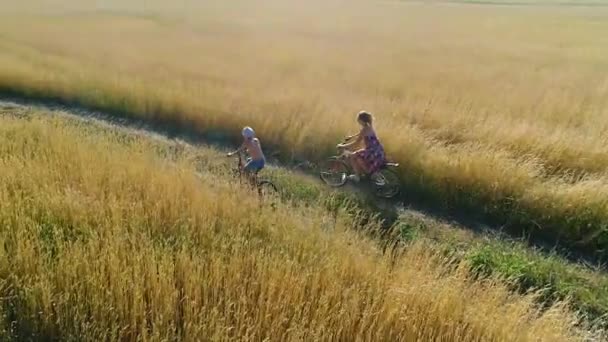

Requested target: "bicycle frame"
[
  {"left": 332, "top": 147, "right": 360, "bottom": 175},
  {"left": 234, "top": 151, "right": 244, "bottom": 175},
  {"left": 233, "top": 151, "right": 259, "bottom": 186},
  {"left": 320, "top": 140, "right": 400, "bottom": 198},
  {"left": 230, "top": 151, "right": 279, "bottom": 199},
  {"left": 333, "top": 146, "right": 399, "bottom": 177}
]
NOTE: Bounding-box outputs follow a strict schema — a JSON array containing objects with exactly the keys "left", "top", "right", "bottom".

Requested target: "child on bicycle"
[
  {"left": 337, "top": 111, "right": 386, "bottom": 182},
  {"left": 227, "top": 126, "right": 266, "bottom": 184}
]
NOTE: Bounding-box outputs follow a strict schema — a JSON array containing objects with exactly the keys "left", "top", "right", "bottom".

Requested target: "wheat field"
[
  {"left": 1, "top": 0, "right": 607, "bottom": 256},
  {"left": 1, "top": 1, "right": 608, "bottom": 339},
  {"left": 0, "top": 104, "right": 602, "bottom": 340}
]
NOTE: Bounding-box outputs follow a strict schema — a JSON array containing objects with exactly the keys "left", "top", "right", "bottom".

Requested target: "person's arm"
[
  {"left": 338, "top": 133, "right": 363, "bottom": 149},
  {"left": 345, "top": 132, "right": 361, "bottom": 141},
  {"left": 227, "top": 143, "right": 245, "bottom": 156}
]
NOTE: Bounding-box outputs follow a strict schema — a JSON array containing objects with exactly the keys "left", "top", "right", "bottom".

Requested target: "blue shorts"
[{"left": 245, "top": 158, "right": 265, "bottom": 173}]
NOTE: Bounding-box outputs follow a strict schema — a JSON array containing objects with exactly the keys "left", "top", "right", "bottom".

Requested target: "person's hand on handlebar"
[
  {"left": 227, "top": 146, "right": 244, "bottom": 157},
  {"left": 337, "top": 144, "right": 352, "bottom": 154},
  {"left": 337, "top": 136, "right": 351, "bottom": 148},
  {"left": 337, "top": 132, "right": 362, "bottom": 151}
]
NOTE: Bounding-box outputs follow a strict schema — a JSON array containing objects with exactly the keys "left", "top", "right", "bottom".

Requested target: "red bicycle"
[{"left": 319, "top": 139, "right": 400, "bottom": 199}]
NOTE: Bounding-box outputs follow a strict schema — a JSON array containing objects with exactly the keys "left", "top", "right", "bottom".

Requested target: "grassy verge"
[{"left": 394, "top": 212, "right": 608, "bottom": 327}]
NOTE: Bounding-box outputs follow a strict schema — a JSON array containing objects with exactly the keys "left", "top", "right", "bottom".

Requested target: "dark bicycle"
[
  {"left": 229, "top": 151, "right": 278, "bottom": 197},
  {"left": 319, "top": 139, "right": 400, "bottom": 199}
]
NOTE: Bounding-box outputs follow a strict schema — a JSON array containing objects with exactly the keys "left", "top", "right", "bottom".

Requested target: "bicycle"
[
  {"left": 229, "top": 151, "right": 278, "bottom": 197},
  {"left": 319, "top": 140, "right": 401, "bottom": 199}
]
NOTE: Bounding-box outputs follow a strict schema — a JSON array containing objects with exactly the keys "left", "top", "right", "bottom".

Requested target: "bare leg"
[
  {"left": 355, "top": 156, "right": 370, "bottom": 175},
  {"left": 248, "top": 173, "right": 257, "bottom": 188},
  {"left": 242, "top": 170, "right": 256, "bottom": 189},
  {"left": 347, "top": 153, "right": 366, "bottom": 177}
]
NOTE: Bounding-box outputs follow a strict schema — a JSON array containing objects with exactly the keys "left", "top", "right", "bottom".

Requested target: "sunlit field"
[
  {"left": 2, "top": 1, "right": 608, "bottom": 339},
  {"left": 1, "top": 105, "right": 602, "bottom": 340},
  {"left": 2, "top": 0, "right": 608, "bottom": 259},
  {"left": 1, "top": 0, "right": 608, "bottom": 256}
]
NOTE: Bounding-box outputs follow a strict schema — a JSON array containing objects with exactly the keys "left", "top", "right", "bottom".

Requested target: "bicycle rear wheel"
[
  {"left": 257, "top": 180, "right": 278, "bottom": 197},
  {"left": 319, "top": 158, "right": 349, "bottom": 187},
  {"left": 372, "top": 168, "right": 401, "bottom": 198}
]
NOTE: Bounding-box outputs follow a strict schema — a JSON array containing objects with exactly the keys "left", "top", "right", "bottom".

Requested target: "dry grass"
[
  {"left": 0, "top": 1, "right": 607, "bottom": 254},
  {"left": 0, "top": 106, "right": 599, "bottom": 341}
]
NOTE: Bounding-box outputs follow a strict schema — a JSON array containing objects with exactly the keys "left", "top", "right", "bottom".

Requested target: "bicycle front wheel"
[{"left": 319, "top": 158, "right": 349, "bottom": 187}]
